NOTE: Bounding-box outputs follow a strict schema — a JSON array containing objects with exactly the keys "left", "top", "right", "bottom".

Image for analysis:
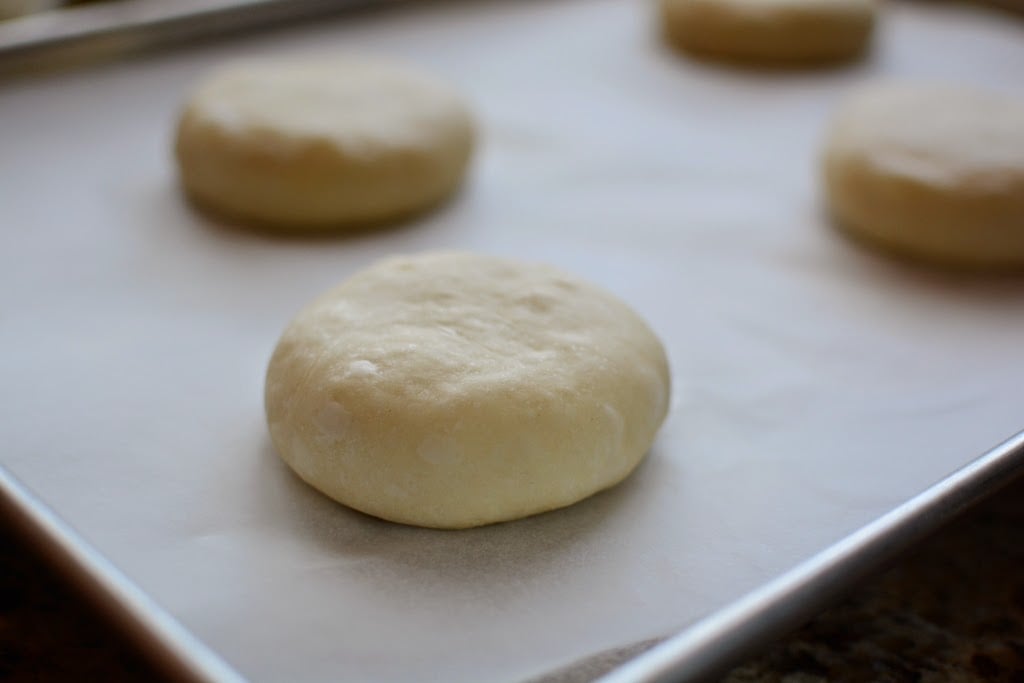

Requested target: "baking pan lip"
[
  {"left": 0, "top": 465, "right": 247, "bottom": 683},
  {"left": 0, "top": 0, "right": 404, "bottom": 75},
  {"left": 600, "top": 427, "right": 1024, "bottom": 683}
]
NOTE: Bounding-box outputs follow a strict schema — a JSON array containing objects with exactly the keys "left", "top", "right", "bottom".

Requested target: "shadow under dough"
[
  {"left": 653, "top": 23, "right": 876, "bottom": 78},
  {"left": 178, "top": 182, "right": 471, "bottom": 245},
  {"left": 822, "top": 206, "right": 1024, "bottom": 305},
  {"left": 257, "top": 437, "right": 662, "bottom": 585}
]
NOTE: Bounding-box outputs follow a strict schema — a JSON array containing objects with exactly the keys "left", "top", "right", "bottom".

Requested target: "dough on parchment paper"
[
  {"left": 174, "top": 57, "right": 475, "bottom": 231},
  {"left": 659, "top": 0, "right": 876, "bottom": 64},
  {"left": 264, "top": 252, "right": 671, "bottom": 529},
  {"left": 822, "top": 84, "right": 1024, "bottom": 269}
]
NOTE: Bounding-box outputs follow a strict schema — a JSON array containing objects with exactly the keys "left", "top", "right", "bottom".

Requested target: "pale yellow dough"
[
  {"left": 174, "top": 57, "right": 475, "bottom": 231},
  {"left": 659, "top": 0, "right": 875, "bottom": 63},
  {"left": 265, "top": 252, "right": 671, "bottom": 529},
  {"left": 823, "top": 84, "right": 1024, "bottom": 269}
]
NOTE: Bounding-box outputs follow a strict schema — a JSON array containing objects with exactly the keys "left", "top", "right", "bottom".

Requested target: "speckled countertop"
[
  {"left": 0, "top": 525, "right": 172, "bottom": 682},
  {"left": 2, "top": 476, "right": 1023, "bottom": 682},
  {"left": 723, "top": 476, "right": 1024, "bottom": 683}
]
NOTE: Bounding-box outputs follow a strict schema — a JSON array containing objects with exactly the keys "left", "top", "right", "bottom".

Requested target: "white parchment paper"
[{"left": 2, "top": 1, "right": 1024, "bottom": 681}]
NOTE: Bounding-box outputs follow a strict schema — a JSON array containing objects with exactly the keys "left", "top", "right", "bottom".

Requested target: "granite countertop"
[
  {"left": 724, "top": 476, "right": 1024, "bottom": 683},
  {"left": 2, "top": 476, "right": 1022, "bottom": 682},
  {"left": 0, "top": 525, "right": 172, "bottom": 682}
]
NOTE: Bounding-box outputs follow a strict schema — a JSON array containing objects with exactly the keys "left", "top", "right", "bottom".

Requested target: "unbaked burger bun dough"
[
  {"left": 265, "top": 252, "right": 671, "bottom": 529},
  {"left": 823, "top": 84, "right": 1024, "bottom": 268},
  {"left": 659, "top": 0, "right": 875, "bottom": 64},
  {"left": 174, "top": 57, "right": 475, "bottom": 231}
]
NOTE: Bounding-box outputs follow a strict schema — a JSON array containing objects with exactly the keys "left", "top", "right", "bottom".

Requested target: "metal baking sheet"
[
  {"left": 2, "top": 1, "right": 1024, "bottom": 682},
  {"left": 600, "top": 429, "right": 1024, "bottom": 683},
  {"left": 0, "top": 0, "right": 402, "bottom": 74},
  {"left": 0, "top": 465, "right": 244, "bottom": 683}
]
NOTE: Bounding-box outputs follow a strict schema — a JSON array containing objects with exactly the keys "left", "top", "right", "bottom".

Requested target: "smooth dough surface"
[
  {"left": 659, "top": 0, "right": 875, "bottom": 63},
  {"left": 823, "top": 84, "right": 1024, "bottom": 269},
  {"left": 265, "top": 252, "right": 671, "bottom": 529},
  {"left": 174, "top": 57, "right": 475, "bottom": 231}
]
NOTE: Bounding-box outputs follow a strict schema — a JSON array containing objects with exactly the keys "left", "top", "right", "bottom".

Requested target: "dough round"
[
  {"left": 265, "top": 252, "right": 671, "bottom": 529},
  {"left": 174, "top": 57, "right": 475, "bottom": 231},
  {"left": 659, "top": 0, "right": 875, "bottom": 64},
  {"left": 823, "top": 84, "right": 1024, "bottom": 268}
]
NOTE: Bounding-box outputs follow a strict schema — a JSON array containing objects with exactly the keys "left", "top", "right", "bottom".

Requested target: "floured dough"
[
  {"left": 174, "top": 57, "right": 475, "bottom": 231},
  {"left": 265, "top": 252, "right": 671, "bottom": 529},
  {"left": 659, "top": 0, "right": 875, "bottom": 63},
  {"left": 823, "top": 84, "right": 1024, "bottom": 268}
]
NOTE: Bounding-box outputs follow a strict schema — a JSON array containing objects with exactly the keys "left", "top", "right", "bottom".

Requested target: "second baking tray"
[{"left": 3, "top": 0, "right": 1024, "bottom": 681}]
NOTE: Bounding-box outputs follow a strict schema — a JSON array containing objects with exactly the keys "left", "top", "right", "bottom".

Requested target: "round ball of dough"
[
  {"left": 823, "top": 84, "right": 1024, "bottom": 269},
  {"left": 265, "top": 252, "right": 671, "bottom": 529},
  {"left": 174, "top": 57, "right": 475, "bottom": 231},
  {"left": 659, "top": 0, "right": 875, "bottom": 64}
]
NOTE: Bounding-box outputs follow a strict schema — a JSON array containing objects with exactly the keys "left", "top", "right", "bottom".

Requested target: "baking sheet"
[
  {"left": 0, "top": 465, "right": 245, "bottom": 683},
  {"left": 2, "top": 1, "right": 1024, "bottom": 681}
]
